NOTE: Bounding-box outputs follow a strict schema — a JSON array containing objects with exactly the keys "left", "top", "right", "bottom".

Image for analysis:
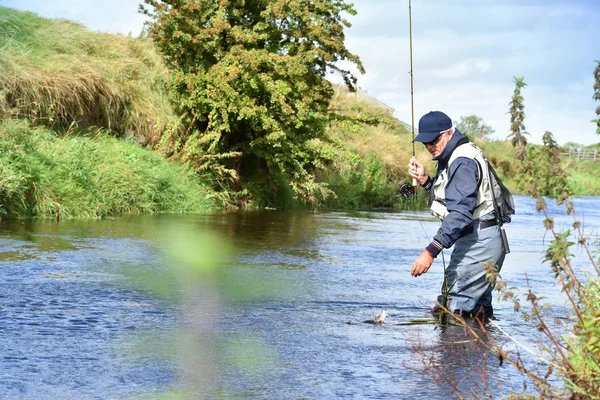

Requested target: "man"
[{"left": 407, "top": 111, "right": 506, "bottom": 319}]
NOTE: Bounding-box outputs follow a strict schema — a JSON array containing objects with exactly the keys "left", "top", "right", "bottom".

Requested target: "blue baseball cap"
[{"left": 414, "top": 111, "right": 452, "bottom": 143}]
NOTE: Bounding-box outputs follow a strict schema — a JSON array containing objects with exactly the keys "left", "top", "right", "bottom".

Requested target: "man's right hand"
[{"left": 408, "top": 157, "right": 427, "bottom": 186}]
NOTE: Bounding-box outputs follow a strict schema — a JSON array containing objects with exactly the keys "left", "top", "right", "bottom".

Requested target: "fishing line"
[{"left": 488, "top": 320, "right": 557, "bottom": 367}]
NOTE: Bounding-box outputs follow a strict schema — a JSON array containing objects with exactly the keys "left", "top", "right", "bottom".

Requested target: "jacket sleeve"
[
  {"left": 421, "top": 176, "right": 434, "bottom": 192},
  {"left": 425, "top": 158, "right": 480, "bottom": 257}
]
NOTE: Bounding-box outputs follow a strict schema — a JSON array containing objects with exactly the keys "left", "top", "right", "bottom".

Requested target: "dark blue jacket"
[{"left": 422, "top": 130, "right": 480, "bottom": 257}]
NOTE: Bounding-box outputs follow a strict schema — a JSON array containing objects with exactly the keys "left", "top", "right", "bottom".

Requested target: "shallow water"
[{"left": 0, "top": 195, "right": 598, "bottom": 399}]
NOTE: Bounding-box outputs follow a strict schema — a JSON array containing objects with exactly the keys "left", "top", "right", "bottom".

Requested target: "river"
[{"left": 1, "top": 195, "right": 598, "bottom": 399}]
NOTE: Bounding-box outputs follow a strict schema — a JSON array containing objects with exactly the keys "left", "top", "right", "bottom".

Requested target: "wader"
[{"left": 445, "top": 214, "right": 505, "bottom": 313}]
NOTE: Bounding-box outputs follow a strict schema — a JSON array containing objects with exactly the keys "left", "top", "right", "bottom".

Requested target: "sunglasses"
[{"left": 423, "top": 133, "right": 443, "bottom": 146}]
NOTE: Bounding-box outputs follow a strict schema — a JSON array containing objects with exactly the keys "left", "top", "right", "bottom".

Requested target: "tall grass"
[
  {"left": 0, "top": 6, "right": 178, "bottom": 145},
  {"left": 479, "top": 139, "right": 600, "bottom": 196},
  {"left": 0, "top": 119, "right": 214, "bottom": 219}
]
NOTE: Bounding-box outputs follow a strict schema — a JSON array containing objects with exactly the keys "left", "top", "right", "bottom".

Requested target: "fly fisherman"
[{"left": 407, "top": 111, "right": 507, "bottom": 319}]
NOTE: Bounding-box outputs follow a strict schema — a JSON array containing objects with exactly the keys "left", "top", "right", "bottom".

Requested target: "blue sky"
[{"left": 2, "top": 0, "right": 599, "bottom": 145}]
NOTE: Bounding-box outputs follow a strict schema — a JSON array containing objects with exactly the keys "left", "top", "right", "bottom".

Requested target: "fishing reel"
[{"left": 399, "top": 183, "right": 415, "bottom": 198}]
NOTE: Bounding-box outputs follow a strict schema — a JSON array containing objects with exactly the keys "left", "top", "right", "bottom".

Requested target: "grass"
[
  {"left": 0, "top": 119, "right": 214, "bottom": 219},
  {"left": 0, "top": 6, "right": 179, "bottom": 145},
  {"left": 562, "top": 159, "right": 600, "bottom": 196}
]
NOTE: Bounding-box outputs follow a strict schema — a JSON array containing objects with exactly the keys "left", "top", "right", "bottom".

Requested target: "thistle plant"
[{"left": 507, "top": 76, "right": 530, "bottom": 160}]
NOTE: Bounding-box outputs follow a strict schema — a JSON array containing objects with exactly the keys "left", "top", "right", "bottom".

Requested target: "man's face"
[{"left": 424, "top": 129, "right": 453, "bottom": 158}]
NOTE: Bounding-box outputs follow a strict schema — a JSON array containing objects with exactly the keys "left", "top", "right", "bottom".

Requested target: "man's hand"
[
  {"left": 407, "top": 157, "right": 427, "bottom": 186},
  {"left": 411, "top": 250, "right": 434, "bottom": 277}
]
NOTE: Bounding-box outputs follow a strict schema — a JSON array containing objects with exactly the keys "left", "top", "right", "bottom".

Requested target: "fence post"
[{"left": 595, "top": 149, "right": 597, "bottom": 161}]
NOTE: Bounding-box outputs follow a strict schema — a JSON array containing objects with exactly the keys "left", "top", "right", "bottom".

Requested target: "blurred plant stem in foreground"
[{"left": 121, "top": 221, "right": 296, "bottom": 399}]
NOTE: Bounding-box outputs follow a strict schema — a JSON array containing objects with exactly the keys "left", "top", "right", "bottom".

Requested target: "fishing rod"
[
  {"left": 402, "top": 2, "right": 451, "bottom": 327},
  {"left": 409, "top": 0, "right": 417, "bottom": 203},
  {"left": 399, "top": 0, "right": 418, "bottom": 204}
]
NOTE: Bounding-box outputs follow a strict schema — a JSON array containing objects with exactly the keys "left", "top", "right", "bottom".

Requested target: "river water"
[{"left": 1, "top": 195, "right": 598, "bottom": 399}]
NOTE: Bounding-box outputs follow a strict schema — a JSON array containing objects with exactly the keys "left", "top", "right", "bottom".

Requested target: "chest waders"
[{"left": 430, "top": 142, "right": 510, "bottom": 314}]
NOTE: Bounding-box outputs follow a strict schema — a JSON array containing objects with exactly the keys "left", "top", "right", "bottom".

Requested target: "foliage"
[
  {"left": 140, "top": 0, "right": 364, "bottom": 206},
  {"left": 0, "top": 119, "right": 214, "bottom": 219},
  {"left": 3, "top": 6, "right": 599, "bottom": 215},
  {"left": 451, "top": 129, "right": 600, "bottom": 398},
  {"left": 517, "top": 131, "right": 570, "bottom": 198},
  {"left": 593, "top": 61, "right": 600, "bottom": 135},
  {"left": 507, "top": 76, "right": 529, "bottom": 160},
  {"left": 563, "top": 141, "right": 582, "bottom": 152},
  {"left": 455, "top": 115, "right": 495, "bottom": 140},
  {"left": 563, "top": 159, "right": 600, "bottom": 196},
  {"left": 0, "top": 6, "right": 178, "bottom": 144}
]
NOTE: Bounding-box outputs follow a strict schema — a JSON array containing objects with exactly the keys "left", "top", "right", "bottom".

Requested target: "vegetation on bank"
[
  {"left": 316, "top": 88, "right": 432, "bottom": 210},
  {"left": 0, "top": 5, "right": 598, "bottom": 220},
  {"left": 0, "top": 119, "right": 214, "bottom": 219}
]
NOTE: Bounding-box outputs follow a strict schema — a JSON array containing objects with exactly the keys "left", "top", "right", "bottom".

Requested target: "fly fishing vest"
[{"left": 429, "top": 142, "right": 495, "bottom": 220}]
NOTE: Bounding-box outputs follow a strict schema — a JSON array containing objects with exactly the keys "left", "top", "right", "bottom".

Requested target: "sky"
[{"left": 2, "top": 0, "right": 599, "bottom": 145}]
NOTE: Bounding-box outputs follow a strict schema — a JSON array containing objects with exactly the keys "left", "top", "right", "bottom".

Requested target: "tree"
[
  {"left": 506, "top": 76, "right": 529, "bottom": 160},
  {"left": 593, "top": 60, "right": 600, "bottom": 135},
  {"left": 140, "top": 0, "right": 364, "bottom": 205},
  {"left": 454, "top": 115, "right": 495, "bottom": 140}
]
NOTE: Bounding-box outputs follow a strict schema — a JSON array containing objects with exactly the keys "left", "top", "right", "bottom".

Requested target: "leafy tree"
[
  {"left": 507, "top": 76, "right": 529, "bottom": 160},
  {"left": 562, "top": 141, "right": 581, "bottom": 152},
  {"left": 593, "top": 60, "right": 600, "bottom": 135},
  {"left": 455, "top": 115, "right": 495, "bottom": 140},
  {"left": 140, "top": 0, "right": 364, "bottom": 205}
]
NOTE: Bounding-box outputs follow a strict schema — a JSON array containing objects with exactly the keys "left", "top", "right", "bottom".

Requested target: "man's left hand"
[{"left": 411, "top": 250, "right": 434, "bottom": 277}]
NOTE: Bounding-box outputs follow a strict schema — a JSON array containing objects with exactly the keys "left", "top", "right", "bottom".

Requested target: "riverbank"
[{"left": 0, "top": 6, "right": 597, "bottom": 219}]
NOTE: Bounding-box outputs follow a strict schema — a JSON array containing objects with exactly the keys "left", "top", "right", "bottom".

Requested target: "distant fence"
[
  {"left": 399, "top": 121, "right": 417, "bottom": 134},
  {"left": 561, "top": 149, "right": 599, "bottom": 161},
  {"left": 333, "top": 85, "right": 395, "bottom": 115},
  {"left": 352, "top": 90, "right": 395, "bottom": 115}
]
